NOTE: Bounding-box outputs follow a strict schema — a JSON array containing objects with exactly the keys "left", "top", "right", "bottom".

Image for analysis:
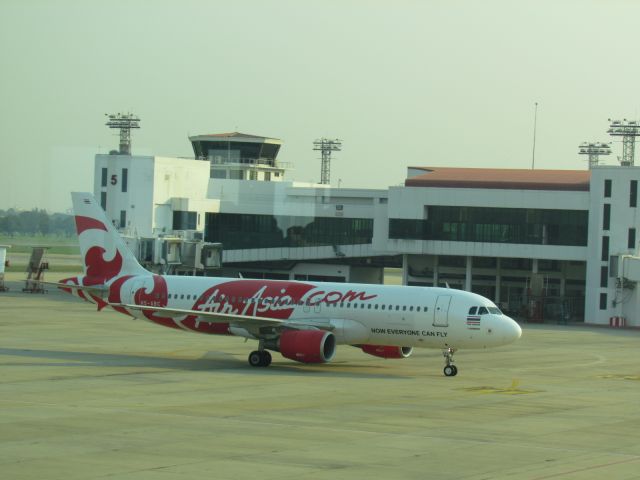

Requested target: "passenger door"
[{"left": 433, "top": 295, "right": 451, "bottom": 327}]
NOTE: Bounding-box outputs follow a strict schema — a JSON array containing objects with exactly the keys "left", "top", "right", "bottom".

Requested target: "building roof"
[
  {"left": 405, "top": 167, "right": 591, "bottom": 191},
  {"left": 188, "top": 132, "right": 282, "bottom": 144}
]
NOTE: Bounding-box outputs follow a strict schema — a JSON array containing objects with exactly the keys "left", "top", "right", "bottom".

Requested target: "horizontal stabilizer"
[{"left": 36, "top": 280, "right": 108, "bottom": 296}]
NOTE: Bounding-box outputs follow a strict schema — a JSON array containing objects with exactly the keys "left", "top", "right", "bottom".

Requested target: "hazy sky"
[{"left": 1, "top": 0, "right": 639, "bottom": 212}]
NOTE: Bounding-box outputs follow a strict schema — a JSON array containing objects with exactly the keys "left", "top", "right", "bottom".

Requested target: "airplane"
[{"left": 53, "top": 192, "right": 522, "bottom": 376}]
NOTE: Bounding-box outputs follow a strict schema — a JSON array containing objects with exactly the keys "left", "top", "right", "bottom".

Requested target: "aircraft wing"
[{"left": 115, "top": 303, "right": 332, "bottom": 331}]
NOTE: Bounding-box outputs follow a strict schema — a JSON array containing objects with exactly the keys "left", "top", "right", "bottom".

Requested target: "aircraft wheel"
[
  {"left": 261, "top": 350, "right": 272, "bottom": 367},
  {"left": 248, "top": 351, "right": 263, "bottom": 367},
  {"left": 444, "top": 365, "right": 457, "bottom": 377}
]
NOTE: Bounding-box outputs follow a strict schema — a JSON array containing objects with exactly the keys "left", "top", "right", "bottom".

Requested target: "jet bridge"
[
  {"left": 611, "top": 254, "right": 640, "bottom": 290},
  {"left": 608, "top": 254, "right": 640, "bottom": 327},
  {"left": 0, "top": 245, "right": 10, "bottom": 292}
]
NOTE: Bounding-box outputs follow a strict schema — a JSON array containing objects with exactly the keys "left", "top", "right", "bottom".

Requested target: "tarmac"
[{"left": 1, "top": 273, "right": 640, "bottom": 480}]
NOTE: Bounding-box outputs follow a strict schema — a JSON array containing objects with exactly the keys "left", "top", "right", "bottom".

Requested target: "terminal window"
[
  {"left": 601, "top": 236, "right": 609, "bottom": 261},
  {"left": 599, "top": 293, "right": 607, "bottom": 310},
  {"left": 389, "top": 206, "right": 588, "bottom": 246},
  {"left": 604, "top": 179, "right": 612, "bottom": 198},
  {"left": 121, "top": 168, "right": 128, "bottom": 193},
  {"left": 173, "top": 211, "right": 197, "bottom": 230},
  {"left": 205, "top": 213, "right": 373, "bottom": 249},
  {"left": 602, "top": 204, "right": 611, "bottom": 230},
  {"left": 600, "top": 266, "right": 608, "bottom": 288},
  {"left": 630, "top": 180, "right": 637, "bottom": 207}
]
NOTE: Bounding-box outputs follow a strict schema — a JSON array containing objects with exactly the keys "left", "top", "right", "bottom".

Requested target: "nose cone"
[{"left": 503, "top": 317, "right": 522, "bottom": 344}]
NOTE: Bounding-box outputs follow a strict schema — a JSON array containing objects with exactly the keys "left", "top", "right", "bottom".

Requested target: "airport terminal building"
[{"left": 94, "top": 132, "right": 640, "bottom": 326}]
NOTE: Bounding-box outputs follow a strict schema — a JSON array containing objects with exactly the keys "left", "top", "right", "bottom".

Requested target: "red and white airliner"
[{"left": 56, "top": 192, "right": 521, "bottom": 376}]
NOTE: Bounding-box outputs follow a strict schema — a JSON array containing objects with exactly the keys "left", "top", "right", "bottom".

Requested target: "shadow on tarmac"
[{"left": 0, "top": 347, "right": 412, "bottom": 380}]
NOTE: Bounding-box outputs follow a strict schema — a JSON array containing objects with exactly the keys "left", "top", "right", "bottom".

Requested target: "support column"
[
  {"left": 496, "top": 257, "right": 502, "bottom": 304},
  {"left": 402, "top": 254, "right": 409, "bottom": 286},
  {"left": 433, "top": 255, "right": 439, "bottom": 287},
  {"left": 465, "top": 256, "right": 472, "bottom": 292}
]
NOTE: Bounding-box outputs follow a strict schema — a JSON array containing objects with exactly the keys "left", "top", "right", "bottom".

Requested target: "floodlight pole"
[
  {"left": 608, "top": 119, "right": 640, "bottom": 166},
  {"left": 578, "top": 142, "right": 611, "bottom": 169},
  {"left": 105, "top": 113, "right": 141, "bottom": 155},
  {"left": 313, "top": 138, "right": 342, "bottom": 185}
]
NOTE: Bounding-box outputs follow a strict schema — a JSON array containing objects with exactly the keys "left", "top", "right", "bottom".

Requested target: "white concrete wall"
[
  {"left": 151, "top": 157, "right": 216, "bottom": 234},
  {"left": 94, "top": 154, "right": 155, "bottom": 236},
  {"left": 586, "top": 166, "right": 640, "bottom": 325}
]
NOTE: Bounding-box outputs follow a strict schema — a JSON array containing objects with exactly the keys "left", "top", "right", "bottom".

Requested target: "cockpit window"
[
  {"left": 468, "top": 306, "right": 477, "bottom": 315},
  {"left": 478, "top": 307, "right": 489, "bottom": 315},
  {"left": 488, "top": 307, "right": 502, "bottom": 315}
]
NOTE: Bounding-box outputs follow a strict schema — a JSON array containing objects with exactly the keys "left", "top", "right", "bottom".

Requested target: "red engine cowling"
[
  {"left": 279, "top": 330, "right": 336, "bottom": 363},
  {"left": 361, "top": 345, "right": 413, "bottom": 359}
]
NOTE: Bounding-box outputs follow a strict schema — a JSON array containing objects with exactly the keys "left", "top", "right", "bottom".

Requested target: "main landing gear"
[
  {"left": 248, "top": 350, "right": 272, "bottom": 367},
  {"left": 442, "top": 347, "right": 458, "bottom": 377}
]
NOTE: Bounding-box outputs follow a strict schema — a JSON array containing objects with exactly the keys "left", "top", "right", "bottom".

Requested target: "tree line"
[{"left": 0, "top": 209, "right": 75, "bottom": 236}]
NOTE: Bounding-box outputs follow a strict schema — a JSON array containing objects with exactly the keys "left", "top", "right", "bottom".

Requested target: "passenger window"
[
  {"left": 180, "top": 294, "right": 184, "bottom": 299},
  {"left": 402, "top": 306, "right": 406, "bottom": 311},
  {"left": 416, "top": 307, "right": 421, "bottom": 312},
  {"left": 409, "top": 306, "right": 414, "bottom": 311},
  {"left": 382, "top": 305, "right": 386, "bottom": 310},
  {"left": 375, "top": 304, "right": 379, "bottom": 310},
  {"left": 368, "top": 304, "right": 372, "bottom": 309},
  {"left": 469, "top": 306, "right": 477, "bottom": 315},
  {"left": 478, "top": 307, "right": 489, "bottom": 315}
]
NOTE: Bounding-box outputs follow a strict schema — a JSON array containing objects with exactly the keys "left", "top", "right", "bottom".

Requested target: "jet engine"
[
  {"left": 278, "top": 330, "right": 336, "bottom": 363},
  {"left": 360, "top": 345, "right": 413, "bottom": 359}
]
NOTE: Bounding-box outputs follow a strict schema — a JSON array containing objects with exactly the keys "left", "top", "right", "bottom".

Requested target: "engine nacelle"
[
  {"left": 279, "top": 330, "right": 336, "bottom": 364},
  {"left": 361, "top": 344, "right": 413, "bottom": 359}
]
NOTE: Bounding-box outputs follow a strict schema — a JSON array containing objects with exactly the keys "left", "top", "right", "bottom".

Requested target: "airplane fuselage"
[{"left": 71, "top": 273, "right": 520, "bottom": 351}]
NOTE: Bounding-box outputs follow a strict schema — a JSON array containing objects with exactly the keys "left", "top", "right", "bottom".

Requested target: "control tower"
[{"left": 189, "top": 132, "right": 287, "bottom": 181}]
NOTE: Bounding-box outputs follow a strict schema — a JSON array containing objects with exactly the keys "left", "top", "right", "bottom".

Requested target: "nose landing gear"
[{"left": 442, "top": 347, "right": 458, "bottom": 376}]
